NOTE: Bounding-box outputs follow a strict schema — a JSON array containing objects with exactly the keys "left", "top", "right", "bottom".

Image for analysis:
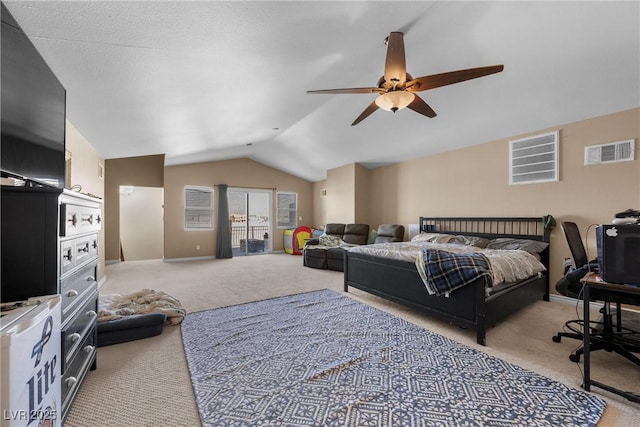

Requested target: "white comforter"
[
  {"left": 349, "top": 241, "right": 546, "bottom": 286},
  {"left": 98, "top": 288, "right": 186, "bottom": 325}
]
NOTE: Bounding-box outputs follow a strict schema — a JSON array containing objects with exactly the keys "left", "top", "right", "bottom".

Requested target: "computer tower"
[{"left": 596, "top": 224, "right": 640, "bottom": 284}]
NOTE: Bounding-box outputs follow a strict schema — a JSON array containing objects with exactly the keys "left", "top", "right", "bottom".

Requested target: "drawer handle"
[
  {"left": 78, "top": 243, "right": 90, "bottom": 254},
  {"left": 68, "top": 214, "right": 77, "bottom": 226},
  {"left": 63, "top": 248, "right": 73, "bottom": 262},
  {"left": 96, "top": 215, "right": 102, "bottom": 224},
  {"left": 85, "top": 276, "right": 96, "bottom": 282},
  {"left": 83, "top": 215, "right": 94, "bottom": 224},
  {"left": 83, "top": 345, "right": 95, "bottom": 354},
  {"left": 86, "top": 310, "right": 97, "bottom": 319},
  {"left": 65, "top": 377, "right": 78, "bottom": 388},
  {"left": 67, "top": 289, "right": 79, "bottom": 298},
  {"left": 69, "top": 333, "right": 81, "bottom": 343}
]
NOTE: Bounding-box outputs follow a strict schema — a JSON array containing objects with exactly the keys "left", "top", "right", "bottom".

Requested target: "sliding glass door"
[{"left": 228, "top": 189, "right": 271, "bottom": 256}]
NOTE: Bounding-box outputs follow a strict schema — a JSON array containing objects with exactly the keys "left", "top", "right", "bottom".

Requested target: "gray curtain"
[{"left": 216, "top": 184, "right": 233, "bottom": 258}]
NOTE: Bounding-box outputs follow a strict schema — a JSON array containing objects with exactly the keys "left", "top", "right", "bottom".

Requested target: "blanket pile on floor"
[{"left": 97, "top": 289, "right": 186, "bottom": 325}]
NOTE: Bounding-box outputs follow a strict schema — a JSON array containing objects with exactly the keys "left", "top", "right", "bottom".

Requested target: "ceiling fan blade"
[
  {"left": 406, "top": 94, "right": 437, "bottom": 118},
  {"left": 406, "top": 65, "right": 504, "bottom": 92},
  {"left": 351, "top": 101, "right": 379, "bottom": 126},
  {"left": 384, "top": 32, "right": 407, "bottom": 86},
  {"left": 307, "top": 87, "right": 383, "bottom": 95}
]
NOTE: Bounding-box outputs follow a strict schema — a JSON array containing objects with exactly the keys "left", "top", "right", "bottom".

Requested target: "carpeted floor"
[
  {"left": 182, "top": 289, "right": 606, "bottom": 426},
  {"left": 64, "top": 254, "right": 640, "bottom": 426}
]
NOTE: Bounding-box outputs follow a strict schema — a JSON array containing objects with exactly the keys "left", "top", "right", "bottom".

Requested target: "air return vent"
[
  {"left": 509, "top": 131, "right": 559, "bottom": 185},
  {"left": 584, "top": 139, "right": 635, "bottom": 165}
]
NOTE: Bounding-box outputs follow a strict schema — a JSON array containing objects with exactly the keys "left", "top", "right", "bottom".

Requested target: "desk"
[{"left": 582, "top": 272, "right": 640, "bottom": 403}]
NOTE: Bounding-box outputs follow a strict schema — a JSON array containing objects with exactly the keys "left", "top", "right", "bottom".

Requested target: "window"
[
  {"left": 185, "top": 186, "right": 214, "bottom": 230},
  {"left": 276, "top": 192, "right": 297, "bottom": 229}
]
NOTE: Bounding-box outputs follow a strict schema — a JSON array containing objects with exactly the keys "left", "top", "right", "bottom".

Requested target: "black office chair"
[
  {"left": 552, "top": 222, "right": 600, "bottom": 361},
  {"left": 552, "top": 221, "right": 640, "bottom": 363}
]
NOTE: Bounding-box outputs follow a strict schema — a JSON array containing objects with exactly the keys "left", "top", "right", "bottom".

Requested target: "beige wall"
[
  {"left": 326, "top": 164, "right": 356, "bottom": 223},
  {"left": 164, "top": 158, "right": 313, "bottom": 259},
  {"left": 104, "top": 154, "right": 165, "bottom": 262},
  {"left": 65, "top": 120, "right": 106, "bottom": 281},
  {"left": 354, "top": 163, "right": 370, "bottom": 225},
  {"left": 334, "top": 108, "right": 639, "bottom": 293},
  {"left": 312, "top": 180, "right": 328, "bottom": 229},
  {"left": 326, "top": 163, "right": 372, "bottom": 224}
]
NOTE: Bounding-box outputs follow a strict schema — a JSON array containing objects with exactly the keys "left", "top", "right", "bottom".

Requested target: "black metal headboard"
[{"left": 419, "top": 216, "right": 551, "bottom": 243}]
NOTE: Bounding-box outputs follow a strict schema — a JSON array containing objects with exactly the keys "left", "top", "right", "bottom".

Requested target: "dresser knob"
[
  {"left": 65, "top": 377, "right": 78, "bottom": 388},
  {"left": 85, "top": 276, "right": 95, "bottom": 282},
  {"left": 84, "top": 345, "right": 95, "bottom": 354},
  {"left": 87, "top": 310, "right": 97, "bottom": 319},
  {"left": 69, "top": 333, "right": 81, "bottom": 342},
  {"left": 67, "top": 289, "right": 79, "bottom": 298}
]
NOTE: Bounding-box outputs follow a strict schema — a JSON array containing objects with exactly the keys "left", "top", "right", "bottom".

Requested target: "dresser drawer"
[
  {"left": 62, "top": 291, "right": 98, "bottom": 371},
  {"left": 60, "top": 233, "right": 98, "bottom": 277},
  {"left": 61, "top": 263, "right": 97, "bottom": 321},
  {"left": 60, "top": 203, "right": 102, "bottom": 237},
  {"left": 61, "top": 329, "right": 96, "bottom": 417},
  {"left": 74, "top": 234, "right": 97, "bottom": 267}
]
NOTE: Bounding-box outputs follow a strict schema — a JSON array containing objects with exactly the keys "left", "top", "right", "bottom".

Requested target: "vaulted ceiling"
[{"left": 4, "top": 1, "right": 639, "bottom": 182}]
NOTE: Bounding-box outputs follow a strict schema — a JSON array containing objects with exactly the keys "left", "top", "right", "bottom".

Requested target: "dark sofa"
[
  {"left": 303, "top": 223, "right": 369, "bottom": 271},
  {"left": 303, "top": 223, "right": 405, "bottom": 271}
]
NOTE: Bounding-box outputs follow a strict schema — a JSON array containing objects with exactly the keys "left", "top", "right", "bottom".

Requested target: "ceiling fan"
[{"left": 307, "top": 32, "right": 504, "bottom": 126}]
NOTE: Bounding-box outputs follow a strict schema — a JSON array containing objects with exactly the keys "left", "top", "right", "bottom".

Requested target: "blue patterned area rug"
[{"left": 181, "top": 289, "right": 605, "bottom": 426}]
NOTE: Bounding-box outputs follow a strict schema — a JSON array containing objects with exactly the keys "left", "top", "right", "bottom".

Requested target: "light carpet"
[{"left": 182, "top": 289, "right": 605, "bottom": 426}]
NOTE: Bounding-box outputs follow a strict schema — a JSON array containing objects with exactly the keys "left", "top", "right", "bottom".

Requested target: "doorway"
[
  {"left": 119, "top": 186, "right": 164, "bottom": 261},
  {"left": 228, "top": 188, "right": 271, "bottom": 256}
]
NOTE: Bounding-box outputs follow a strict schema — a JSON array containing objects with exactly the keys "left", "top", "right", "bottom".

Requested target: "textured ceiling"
[{"left": 4, "top": 1, "right": 639, "bottom": 182}]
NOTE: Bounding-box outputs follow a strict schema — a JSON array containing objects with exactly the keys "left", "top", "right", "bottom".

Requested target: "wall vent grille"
[
  {"left": 509, "top": 131, "right": 559, "bottom": 185},
  {"left": 584, "top": 139, "right": 635, "bottom": 165}
]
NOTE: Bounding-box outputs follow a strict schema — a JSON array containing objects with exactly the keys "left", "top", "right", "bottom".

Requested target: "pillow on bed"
[
  {"left": 487, "top": 238, "right": 549, "bottom": 255},
  {"left": 448, "top": 235, "right": 491, "bottom": 248},
  {"left": 411, "top": 233, "right": 453, "bottom": 243},
  {"left": 367, "top": 229, "right": 378, "bottom": 244}
]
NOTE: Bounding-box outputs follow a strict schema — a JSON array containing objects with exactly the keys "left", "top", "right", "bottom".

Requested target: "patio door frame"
[{"left": 228, "top": 187, "right": 272, "bottom": 256}]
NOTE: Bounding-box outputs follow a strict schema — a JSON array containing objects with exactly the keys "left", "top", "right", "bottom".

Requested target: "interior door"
[
  {"left": 119, "top": 186, "right": 164, "bottom": 261},
  {"left": 228, "top": 189, "right": 271, "bottom": 256}
]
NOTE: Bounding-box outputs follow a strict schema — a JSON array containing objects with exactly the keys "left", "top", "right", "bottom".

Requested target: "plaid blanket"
[{"left": 416, "top": 249, "right": 492, "bottom": 296}]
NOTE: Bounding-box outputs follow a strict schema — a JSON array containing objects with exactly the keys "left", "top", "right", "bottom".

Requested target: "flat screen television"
[
  {"left": 596, "top": 224, "right": 640, "bottom": 285},
  {"left": 1, "top": 3, "right": 66, "bottom": 189}
]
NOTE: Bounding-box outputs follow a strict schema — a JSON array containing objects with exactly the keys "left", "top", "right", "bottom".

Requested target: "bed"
[{"left": 344, "top": 217, "right": 552, "bottom": 345}]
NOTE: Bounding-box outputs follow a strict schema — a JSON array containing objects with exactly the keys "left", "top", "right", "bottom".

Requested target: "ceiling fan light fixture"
[{"left": 375, "top": 91, "right": 415, "bottom": 112}]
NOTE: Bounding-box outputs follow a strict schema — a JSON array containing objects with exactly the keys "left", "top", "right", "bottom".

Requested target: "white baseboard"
[
  {"left": 163, "top": 256, "right": 216, "bottom": 263},
  {"left": 97, "top": 275, "right": 108, "bottom": 290},
  {"left": 549, "top": 293, "right": 640, "bottom": 313},
  {"left": 105, "top": 259, "right": 121, "bottom": 265}
]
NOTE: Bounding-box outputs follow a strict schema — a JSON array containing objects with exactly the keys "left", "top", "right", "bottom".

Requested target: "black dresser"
[{"left": 0, "top": 186, "right": 102, "bottom": 421}]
